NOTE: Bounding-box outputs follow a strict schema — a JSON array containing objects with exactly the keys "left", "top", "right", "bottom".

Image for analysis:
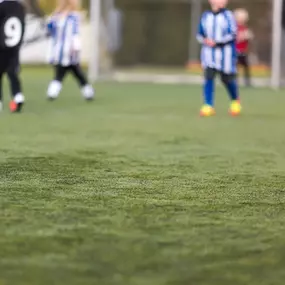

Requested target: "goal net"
[
  {"left": 22, "top": 0, "right": 283, "bottom": 88},
  {"left": 89, "top": 0, "right": 276, "bottom": 87}
]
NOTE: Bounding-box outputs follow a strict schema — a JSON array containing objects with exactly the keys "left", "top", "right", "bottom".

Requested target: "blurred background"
[{"left": 22, "top": 0, "right": 280, "bottom": 85}]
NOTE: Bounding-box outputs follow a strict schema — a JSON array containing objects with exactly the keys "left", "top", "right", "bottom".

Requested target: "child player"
[
  {"left": 235, "top": 8, "right": 253, "bottom": 87},
  {"left": 46, "top": 0, "right": 94, "bottom": 101},
  {"left": 196, "top": 0, "right": 241, "bottom": 116}
]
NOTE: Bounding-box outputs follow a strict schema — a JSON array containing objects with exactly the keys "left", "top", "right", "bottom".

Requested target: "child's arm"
[
  {"left": 46, "top": 15, "right": 56, "bottom": 35},
  {"left": 196, "top": 12, "right": 215, "bottom": 47},
  {"left": 216, "top": 11, "right": 237, "bottom": 45},
  {"left": 237, "top": 29, "right": 254, "bottom": 42},
  {"left": 196, "top": 14, "right": 206, "bottom": 44},
  {"left": 72, "top": 14, "right": 81, "bottom": 51}
]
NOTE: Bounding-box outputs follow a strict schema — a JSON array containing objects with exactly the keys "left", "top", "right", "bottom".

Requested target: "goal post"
[
  {"left": 88, "top": 0, "right": 101, "bottom": 82},
  {"left": 86, "top": 0, "right": 278, "bottom": 87},
  {"left": 21, "top": 0, "right": 284, "bottom": 89},
  {"left": 271, "top": 0, "right": 283, "bottom": 89}
]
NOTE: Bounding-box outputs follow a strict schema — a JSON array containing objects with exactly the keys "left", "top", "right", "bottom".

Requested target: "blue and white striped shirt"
[
  {"left": 47, "top": 12, "right": 81, "bottom": 66},
  {"left": 197, "top": 9, "right": 237, "bottom": 74}
]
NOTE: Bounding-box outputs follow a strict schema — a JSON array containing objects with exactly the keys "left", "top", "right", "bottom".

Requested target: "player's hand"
[
  {"left": 245, "top": 30, "right": 254, "bottom": 40},
  {"left": 204, "top": 38, "right": 216, "bottom": 47},
  {"left": 237, "top": 31, "right": 246, "bottom": 41}
]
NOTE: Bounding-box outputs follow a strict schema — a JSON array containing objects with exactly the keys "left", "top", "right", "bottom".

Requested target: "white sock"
[
  {"left": 81, "top": 85, "right": 94, "bottom": 99},
  {"left": 14, "top": 93, "right": 25, "bottom": 104},
  {"left": 47, "top": 80, "right": 62, "bottom": 99}
]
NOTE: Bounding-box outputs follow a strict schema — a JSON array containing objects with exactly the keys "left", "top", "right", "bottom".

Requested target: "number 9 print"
[{"left": 4, "top": 17, "right": 22, "bottom": 47}]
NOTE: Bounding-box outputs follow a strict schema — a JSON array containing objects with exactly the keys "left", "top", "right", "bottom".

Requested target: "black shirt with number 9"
[{"left": 0, "top": 0, "right": 25, "bottom": 51}]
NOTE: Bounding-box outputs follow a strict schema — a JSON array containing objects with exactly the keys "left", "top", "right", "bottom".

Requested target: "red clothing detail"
[{"left": 236, "top": 24, "right": 249, "bottom": 54}]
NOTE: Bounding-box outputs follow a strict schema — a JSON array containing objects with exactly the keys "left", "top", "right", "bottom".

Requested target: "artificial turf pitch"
[{"left": 1, "top": 68, "right": 285, "bottom": 285}]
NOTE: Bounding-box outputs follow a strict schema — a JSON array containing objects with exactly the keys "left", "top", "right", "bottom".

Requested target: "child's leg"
[
  {"left": 242, "top": 54, "right": 251, "bottom": 86},
  {"left": 7, "top": 70, "right": 22, "bottom": 99},
  {"left": 221, "top": 73, "right": 241, "bottom": 115},
  {"left": 0, "top": 73, "right": 3, "bottom": 111},
  {"left": 47, "top": 65, "right": 68, "bottom": 99},
  {"left": 203, "top": 68, "right": 216, "bottom": 106},
  {"left": 238, "top": 54, "right": 250, "bottom": 86},
  {"left": 7, "top": 69, "right": 25, "bottom": 112},
  {"left": 221, "top": 73, "right": 239, "bottom": 101},
  {"left": 237, "top": 54, "right": 242, "bottom": 79},
  {"left": 69, "top": 64, "right": 94, "bottom": 100},
  {"left": 7, "top": 52, "right": 24, "bottom": 103}
]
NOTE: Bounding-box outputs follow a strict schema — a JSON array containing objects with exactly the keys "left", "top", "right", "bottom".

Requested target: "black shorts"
[
  {"left": 204, "top": 67, "right": 236, "bottom": 82},
  {"left": 237, "top": 54, "right": 249, "bottom": 67},
  {"left": 0, "top": 49, "right": 20, "bottom": 75}
]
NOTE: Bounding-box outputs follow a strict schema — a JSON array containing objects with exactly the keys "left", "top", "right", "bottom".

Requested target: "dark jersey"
[{"left": 0, "top": 0, "right": 25, "bottom": 51}]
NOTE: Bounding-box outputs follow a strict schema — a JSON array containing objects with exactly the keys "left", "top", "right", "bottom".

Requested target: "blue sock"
[
  {"left": 203, "top": 78, "right": 214, "bottom": 106},
  {"left": 225, "top": 80, "right": 238, "bottom": 101}
]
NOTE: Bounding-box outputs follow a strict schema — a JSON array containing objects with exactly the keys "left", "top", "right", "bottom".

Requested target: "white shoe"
[
  {"left": 14, "top": 93, "right": 25, "bottom": 104},
  {"left": 47, "top": 81, "right": 62, "bottom": 100},
  {"left": 81, "top": 85, "right": 95, "bottom": 100},
  {"left": 0, "top": 101, "right": 3, "bottom": 112}
]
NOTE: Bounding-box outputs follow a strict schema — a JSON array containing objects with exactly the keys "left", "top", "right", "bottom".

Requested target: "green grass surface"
[{"left": 1, "top": 68, "right": 285, "bottom": 285}]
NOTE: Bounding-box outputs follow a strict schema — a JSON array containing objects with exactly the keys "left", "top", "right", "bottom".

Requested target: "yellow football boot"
[
  {"left": 229, "top": 100, "right": 242, "bottom": 116},
  {"left": 200, "top": 105, "right": 215, "bottom": 117}
]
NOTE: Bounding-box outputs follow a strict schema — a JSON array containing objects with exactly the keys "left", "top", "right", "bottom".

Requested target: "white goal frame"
[
  {"left": 271, "top": 0, "right": 283, "bottom": 89},
  {"left": 88, "top": 0, "right": 284, "bottom": 89},
  {"left": 88, "top": 0, "right": 101, "bottom": 82}
]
